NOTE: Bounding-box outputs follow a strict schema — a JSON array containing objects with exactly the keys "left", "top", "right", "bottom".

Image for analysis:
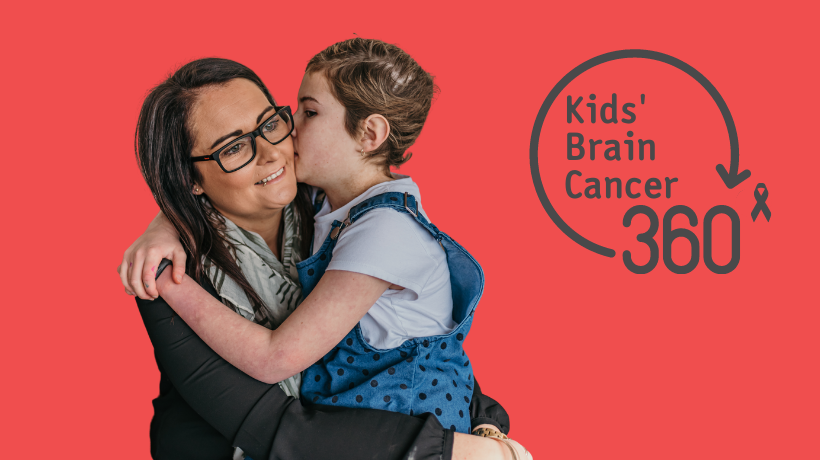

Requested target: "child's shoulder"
[{"left": 364, "top": 174, "right": 422, "bottom": 204}]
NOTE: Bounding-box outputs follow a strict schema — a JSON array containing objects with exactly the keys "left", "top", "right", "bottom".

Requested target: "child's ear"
[{"left": 360, "top": 114, "right": 390, "bottom": 153}]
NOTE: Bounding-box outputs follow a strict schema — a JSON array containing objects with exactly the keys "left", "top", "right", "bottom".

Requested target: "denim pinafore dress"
[{"left": 296, "top": 192, "right": 484, "bottom": 432}]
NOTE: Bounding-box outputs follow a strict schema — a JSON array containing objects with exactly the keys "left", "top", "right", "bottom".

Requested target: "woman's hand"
[
  {"left": 470, "top": 425, "right": 533, "bottom": 460},
  {"left": 118, "top": 211, "right": 186, "bottom": 299},
  {"left": 453, "top": 433, "right": 533, "bottom": 460},
  {"left": 504, "top": 439, "right": 532, "bottom": 460}
]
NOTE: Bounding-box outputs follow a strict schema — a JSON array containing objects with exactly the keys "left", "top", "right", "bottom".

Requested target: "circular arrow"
[{"left": 530, "top": 49, "right": 751, "bottom": 258}]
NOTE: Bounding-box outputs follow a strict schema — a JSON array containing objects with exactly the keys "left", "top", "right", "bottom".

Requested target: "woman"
[{"left": 123, "top": 57, "right": 521, "bottom": 459}]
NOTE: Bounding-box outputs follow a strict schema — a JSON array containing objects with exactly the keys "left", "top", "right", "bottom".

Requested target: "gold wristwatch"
[
  {"left": 472, "top": 427, "right": 519, "bottom": 459},
  {"left": 471, "top": 427, "right": 509, "bottom": 440}
]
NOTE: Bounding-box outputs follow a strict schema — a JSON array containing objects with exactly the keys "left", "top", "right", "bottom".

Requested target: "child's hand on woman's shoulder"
[{"left": 117, "top": 212, "right": 185, "bottom": 300}]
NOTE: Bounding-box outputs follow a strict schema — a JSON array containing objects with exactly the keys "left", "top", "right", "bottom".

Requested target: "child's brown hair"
[{"left": 306, "top": 38, "right": 438, "bottom": 170}]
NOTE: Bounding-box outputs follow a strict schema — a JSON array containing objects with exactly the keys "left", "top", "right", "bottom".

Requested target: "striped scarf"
[{"left": 203, "top": 201, "right": 304, "bottom": 398}]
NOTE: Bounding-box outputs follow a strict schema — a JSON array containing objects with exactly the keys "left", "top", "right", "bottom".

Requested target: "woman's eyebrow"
[
  {"left": 210, "top": 130, "right": 242, "bottom": 149},
  {"left": 209, "top": 106, "right": 276, "bottom": 150},
  {"left": 256, "top": 106, "right": 275, "bottom": 124}
]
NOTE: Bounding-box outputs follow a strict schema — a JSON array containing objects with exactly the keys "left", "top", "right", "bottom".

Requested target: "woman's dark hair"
[{"left": 135, "top": 57, "right": 313, "bottom": 312}]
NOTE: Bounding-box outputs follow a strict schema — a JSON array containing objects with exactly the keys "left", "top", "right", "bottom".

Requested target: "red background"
[{"left": 1, "top": 1, "right": 817, "bottom": 458}]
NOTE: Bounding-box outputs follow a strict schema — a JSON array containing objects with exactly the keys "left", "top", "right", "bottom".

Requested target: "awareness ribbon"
[{"left": 751, "top": 183, "right": 771, "bottom": 222}]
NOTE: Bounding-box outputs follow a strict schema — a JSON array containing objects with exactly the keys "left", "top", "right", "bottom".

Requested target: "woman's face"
[
  {"left": 291, "top": 71, "right": 360, "bottom": 188},
  {"left": 190, "top": 78, "right": 297, "bottom": 226}
]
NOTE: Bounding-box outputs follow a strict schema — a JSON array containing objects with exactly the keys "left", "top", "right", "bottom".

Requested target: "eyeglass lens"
[{"left": 218, "top": 109, "right": 292, "bottom": 171}]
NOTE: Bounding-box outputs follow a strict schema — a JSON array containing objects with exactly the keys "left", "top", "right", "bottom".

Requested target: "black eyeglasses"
[{"left": 191, "top": 106, "right": 294, "bottom": 173}]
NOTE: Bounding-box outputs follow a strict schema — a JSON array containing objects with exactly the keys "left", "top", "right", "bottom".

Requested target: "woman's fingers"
[{"left": 171, "top": 248, "right": 188, "bottom": 284}]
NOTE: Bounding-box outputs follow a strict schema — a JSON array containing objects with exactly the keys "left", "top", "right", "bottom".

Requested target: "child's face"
[{"left": 292, "top": 72, "right": 361, "bottom": 189}]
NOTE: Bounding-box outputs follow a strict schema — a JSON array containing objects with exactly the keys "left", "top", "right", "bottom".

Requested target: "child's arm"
[
  {"left": 118, "top": 211, "right": 186, "bottom": 299},
  {"left": 156, "top": 266, "right": 391, "bottom": 384}
]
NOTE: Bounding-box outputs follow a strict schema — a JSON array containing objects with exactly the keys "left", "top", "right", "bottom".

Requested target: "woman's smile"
[{"left": 256, "top": 166, "right": 286, "bottom": 186}]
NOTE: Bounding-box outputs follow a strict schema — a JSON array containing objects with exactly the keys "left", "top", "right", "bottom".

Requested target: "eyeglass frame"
[{"left": 190, "top": 105, "right": 294, "bottom": 173}]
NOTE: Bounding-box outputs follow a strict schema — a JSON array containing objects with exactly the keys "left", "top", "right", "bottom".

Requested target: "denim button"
[{"left": 308, "top": 268, "right": 314, "bottom": 276}]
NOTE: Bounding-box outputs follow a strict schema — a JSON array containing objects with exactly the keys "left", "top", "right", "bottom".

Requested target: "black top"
[{"left": 137, "top": 274, "right": 509, "bottom": 460}]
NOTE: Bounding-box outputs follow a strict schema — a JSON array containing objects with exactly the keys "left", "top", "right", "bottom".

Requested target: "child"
[
  {"left": 128, "top": 39, "right": 484, "bottom": 435},
  {"left": 290, "top": 39, "right": 483, "bottom": 434}
]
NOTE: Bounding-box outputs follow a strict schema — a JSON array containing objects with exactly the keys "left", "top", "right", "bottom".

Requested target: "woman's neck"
[
  {"left": 324, "top": 168, "right": 395, "bottom": 212},
  {"left": 218, "top": 207, "right": 284, "bottom": 259}
]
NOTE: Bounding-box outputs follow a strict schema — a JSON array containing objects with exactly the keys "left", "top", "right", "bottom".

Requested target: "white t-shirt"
[{"left": 311, "top": 175, "right": 456, "bottom": 349}]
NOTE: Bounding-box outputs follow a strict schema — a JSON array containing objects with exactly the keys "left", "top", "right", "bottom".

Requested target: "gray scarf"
[{"left": 202, "top": 200, "right": 304, "bottom": 398}]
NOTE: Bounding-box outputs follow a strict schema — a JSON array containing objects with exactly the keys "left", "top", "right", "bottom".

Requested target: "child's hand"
[{"left": 118, "top": 212, "right": 185, "bottom": 300}]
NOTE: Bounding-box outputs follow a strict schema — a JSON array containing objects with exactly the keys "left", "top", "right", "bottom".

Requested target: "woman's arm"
[
  {"left": 138, "top": 278, "right": 522, "bottom": 460},
  {"left": 471, "top": 378, "right": 511, "bottom": 435},
  {"left": 156, "top": 266, "right": 392, "bottom": 384}
]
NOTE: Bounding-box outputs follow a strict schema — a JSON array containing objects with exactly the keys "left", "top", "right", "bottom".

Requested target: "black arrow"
[{"left": 716, "top": 163, "right": 751, "bottom": 189}]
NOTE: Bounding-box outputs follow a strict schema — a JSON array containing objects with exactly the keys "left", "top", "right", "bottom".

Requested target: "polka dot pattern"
[
  {"left": 300, "top": 321, "right": 476, "bottom": 433},
  {"left": 296, "top": 192, "right": 482, "bottom": 434}
]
